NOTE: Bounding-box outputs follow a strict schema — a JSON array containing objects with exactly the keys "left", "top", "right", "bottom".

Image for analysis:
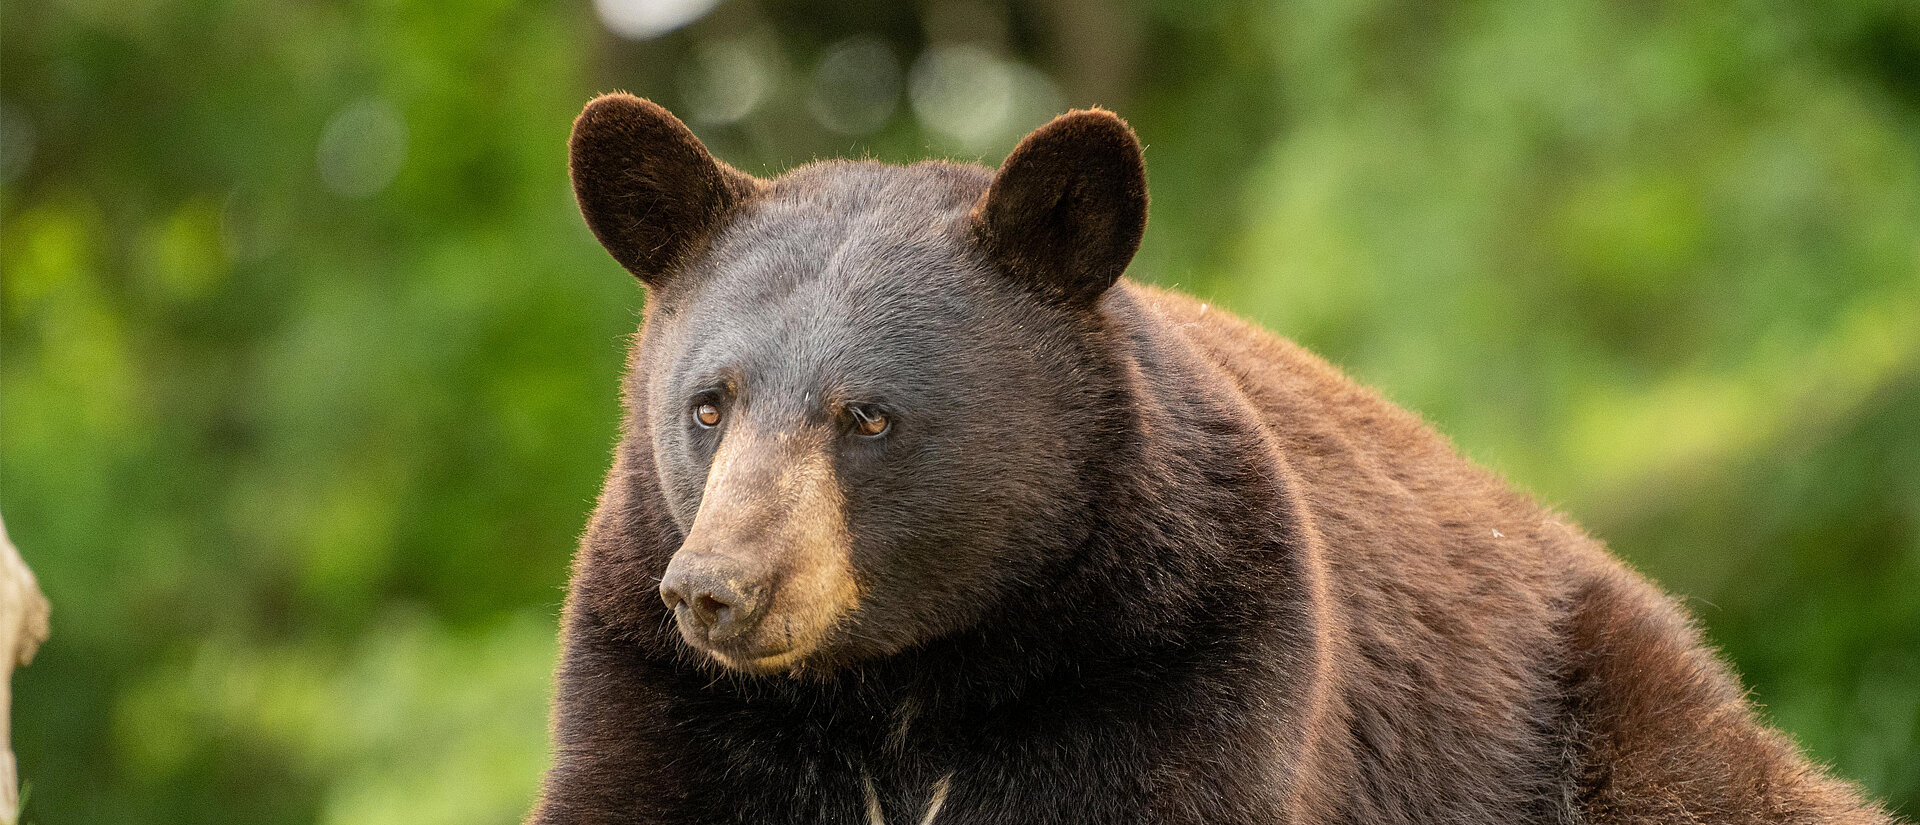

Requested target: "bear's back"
[{"left": 1127, "top": 282, "right": 1896, "bottom": 823}]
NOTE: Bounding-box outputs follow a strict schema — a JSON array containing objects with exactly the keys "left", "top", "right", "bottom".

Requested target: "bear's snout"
[
  {"left": 659, "top": 554, "right": 769, "bottom": 645},
  {"left": 658, "top": 423, "right": 863, "bottom": 673}
]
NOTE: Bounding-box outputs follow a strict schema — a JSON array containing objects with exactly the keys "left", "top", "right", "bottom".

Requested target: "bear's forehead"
[
  {"left": 714, "top": 161, "right": 988, "bottom": 258},
  {"left": 762, "top": 159, "right": 992, "bottom": 212},
  {"left": 664, "top": 162, "right": 1010, "bottom": 390},
  {"left": 691, "top": 161, "right": 997, "bottom": 308}
]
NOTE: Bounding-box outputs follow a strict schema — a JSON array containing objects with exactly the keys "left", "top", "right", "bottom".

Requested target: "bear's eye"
[
  {"left": 849, "top": 405, "right": 889, "bottom": 438},
  {"left": 693, "top": 403, "right": 722, "bottom": 428}
]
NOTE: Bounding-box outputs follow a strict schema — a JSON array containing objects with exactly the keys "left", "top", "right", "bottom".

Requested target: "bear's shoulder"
[{"left": 1120, "top": 280, "right": 1453, "bottom": 464}]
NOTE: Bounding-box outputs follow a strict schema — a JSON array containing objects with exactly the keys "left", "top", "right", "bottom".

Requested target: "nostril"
[
  {"left": 695, "top": 590, "right": 729, "bottom": 629},
  {"left": 659, "top": 581, "right": 687, "bottom": 611}
]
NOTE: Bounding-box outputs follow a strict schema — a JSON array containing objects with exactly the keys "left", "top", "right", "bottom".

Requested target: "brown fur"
[
  {"left": 972, "top": 108, "right": 1148, "bottom": 306},
  {"left": 532, "top": 97, "right": 1900, "bottom": 824},
  {"left": 569, "top": 94, "right": 760, "bottom": 285},
  {"left": 1134, "top": 288, "right": 1896, "bottom": 823}
]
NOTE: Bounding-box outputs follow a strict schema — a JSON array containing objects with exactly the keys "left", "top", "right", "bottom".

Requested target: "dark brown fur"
[
  {"left": 570, "top": 95, "right": 761, "bottom": 284},
  {"left": 1137, "top": 293, "right": 1894, "bottom": 824},
  {"left": 531, "top": 96, "right": 1898, "bottom": 824}
]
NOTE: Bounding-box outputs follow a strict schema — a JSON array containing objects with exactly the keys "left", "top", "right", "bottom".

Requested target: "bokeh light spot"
[
  {"left": 0, "top": 100, "right": 36, "bottom": 184},
  {"left": 911, "top": 45, "right": 1012, "bottom": 148},
  {"left": 909, "top": 45, "right": 1061, "bottom": 153},
  {"left": 592, "top": 0, "right": 720, "bottom": 41},
  {"left": 316, "top": 98, "right": 409, "bottom": 200},
  {"left": 680, "top": 38, "right": 774, "bottom": 126},
  {"left": 809, "top": 36, "right": 902, "bottom": 136}
]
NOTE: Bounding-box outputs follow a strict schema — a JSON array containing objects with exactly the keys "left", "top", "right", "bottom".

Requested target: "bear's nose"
[{"left": 660, "top": 560, "right": 767, "bottom": 644}]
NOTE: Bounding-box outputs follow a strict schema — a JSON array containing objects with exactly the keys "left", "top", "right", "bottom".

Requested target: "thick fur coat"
[{"left": 530, "top": 95, "right": 1897, "bottom": 825}]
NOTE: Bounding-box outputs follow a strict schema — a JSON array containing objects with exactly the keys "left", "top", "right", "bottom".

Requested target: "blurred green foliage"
[{"left": 2, "top": 0, "right": 1916, "bottom": 822}]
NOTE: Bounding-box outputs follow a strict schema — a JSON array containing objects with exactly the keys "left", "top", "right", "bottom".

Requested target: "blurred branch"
[{"left": 0, "top": 516, "right": 49, "bottom": 825}]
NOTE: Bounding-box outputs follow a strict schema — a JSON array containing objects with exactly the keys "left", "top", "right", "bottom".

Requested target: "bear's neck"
[{"left": 915, "top": 284, "right": 1324, "bottom": 704}]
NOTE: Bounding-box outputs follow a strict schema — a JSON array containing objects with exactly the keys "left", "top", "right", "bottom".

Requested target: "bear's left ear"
[
  {"left": 570, "top": 93, "right": 761, "bottom": 288},
  {"left": 971, "top": 109, "right": 1147, "bottom": 307}
]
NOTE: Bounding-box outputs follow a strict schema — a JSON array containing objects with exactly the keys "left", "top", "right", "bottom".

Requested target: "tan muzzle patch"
[{"left": 669, "top": 425, "right": 861, "bottom": 672}]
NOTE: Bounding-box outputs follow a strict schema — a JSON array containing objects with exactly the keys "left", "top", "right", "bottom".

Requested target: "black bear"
[{"left": 530, "top": 94, "right": 1896, "bottom": 824}]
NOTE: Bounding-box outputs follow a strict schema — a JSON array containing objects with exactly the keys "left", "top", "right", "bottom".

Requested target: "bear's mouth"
[
  {"left": 704, "top": 644, "right": 814, "bottom": 675},
  {"left": 683, "top": 628, "right": 829, "bottom": 675},
  {"left": 672, "top": 609, "right": 828, "bottom": 675}
]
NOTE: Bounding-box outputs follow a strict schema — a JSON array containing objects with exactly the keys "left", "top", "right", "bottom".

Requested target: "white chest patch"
[{"left": 861, "top": 769, "right": 954, "bottom": 825}]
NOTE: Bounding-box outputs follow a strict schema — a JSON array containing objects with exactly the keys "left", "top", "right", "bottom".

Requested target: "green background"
[{"left": 3, "top": 0, "right": 1916, "bottom": 822}]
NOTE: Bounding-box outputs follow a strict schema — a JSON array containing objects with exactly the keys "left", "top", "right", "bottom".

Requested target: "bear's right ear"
[{"left": 569, "top": 94, "right": 760, "bottom": 287}]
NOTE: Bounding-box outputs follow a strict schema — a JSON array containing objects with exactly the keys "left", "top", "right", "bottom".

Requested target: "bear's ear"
[
  {"left": 971, "top": 109, "right": 1147, "bottom": 307},
  {"left": 569, "top": 94, "right": 761, "bottom": 287}
]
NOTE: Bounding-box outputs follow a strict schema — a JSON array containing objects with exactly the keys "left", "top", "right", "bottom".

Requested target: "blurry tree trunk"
[{"left": 0, "top": 516, "right": 48, "bottom": 825}]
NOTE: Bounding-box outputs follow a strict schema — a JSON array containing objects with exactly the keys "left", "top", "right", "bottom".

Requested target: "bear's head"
[{"left": 570, "top": 95, "right": 1147, "bottom": 675}]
